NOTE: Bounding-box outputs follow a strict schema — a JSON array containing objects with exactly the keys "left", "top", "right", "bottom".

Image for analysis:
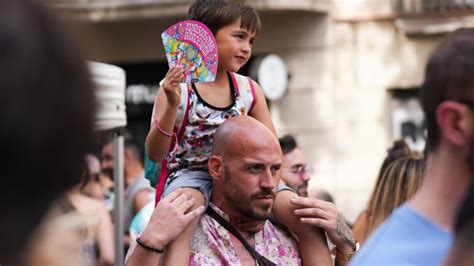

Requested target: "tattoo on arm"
[{"left": 335, "top": 214, "right": 356, "bottom": 249}]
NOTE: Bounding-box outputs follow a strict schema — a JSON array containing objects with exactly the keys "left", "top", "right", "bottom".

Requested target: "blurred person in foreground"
[
  {"left": 351, "top": 140, "right": 412, "bottom": 243},
  {"left": 101, "top": 135, "right": 154, "bottom": 247},
  {"left": 81, "top": 153, "right": 116, "bottom": 212},
  {"left": 0, "top": 0, "right": 95, "bottom": 264},
  {"left": 63, "top": 162, "right": 115, "bottom": 265},
  {"left": 351, "top": 28, "right": 474, "bottom": 265}
]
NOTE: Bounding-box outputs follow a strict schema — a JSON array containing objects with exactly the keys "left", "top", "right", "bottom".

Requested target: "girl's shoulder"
[
  {"left": 228, "top": 72, "right": 254, "bottom": 87},
  {"left": 228, "top": 72, "right": 256, "bottom": 110}
]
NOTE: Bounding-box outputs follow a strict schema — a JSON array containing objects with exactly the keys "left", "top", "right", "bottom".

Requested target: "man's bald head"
[
  {"left": 212, "top": 116, "right": 281, "bottom": 158},
  {"left": 209, "top": 116, "right": 282, "bottom": 220}
]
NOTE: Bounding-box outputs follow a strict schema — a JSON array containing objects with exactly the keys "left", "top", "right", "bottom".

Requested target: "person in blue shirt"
[{"left": 351, "top": 28, "right": 474, "bottom": 266}]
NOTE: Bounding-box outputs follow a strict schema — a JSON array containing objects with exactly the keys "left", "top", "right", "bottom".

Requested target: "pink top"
[{"left": 189, "top": 203, "right": 301, "bottom": 265}]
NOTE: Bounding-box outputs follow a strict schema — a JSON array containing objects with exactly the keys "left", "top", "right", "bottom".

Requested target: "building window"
[{"left": 389, "top": 88, "right": 426, "bottom": 152}]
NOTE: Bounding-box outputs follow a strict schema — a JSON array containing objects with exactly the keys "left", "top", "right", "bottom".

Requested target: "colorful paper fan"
[{"left": 161, "top": 20, "right": 218, "bottom": 84}]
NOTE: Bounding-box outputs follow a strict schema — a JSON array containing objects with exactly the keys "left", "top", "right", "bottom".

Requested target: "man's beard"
[
  {"left": 223, "top": 166, "right": 274, "bottom": 221},
  {"left": 296, "top": 182, "right": 308, "bottom": 197}
]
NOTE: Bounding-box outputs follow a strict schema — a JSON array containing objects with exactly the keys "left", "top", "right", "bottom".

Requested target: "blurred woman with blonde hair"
[
  {"left": 352, "top": 140, "right": 413, "bottom": 243},
  {"left": 362, "top": 153, "right": 425, "bottom": 242}
]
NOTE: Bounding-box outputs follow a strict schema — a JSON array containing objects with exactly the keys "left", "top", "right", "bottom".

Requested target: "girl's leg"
[
  {"left": 161, "top": 187, "right": 205, "bottom": 266},
  {"left": 273, "top": 189, "right": 332, "bottom": 266}
]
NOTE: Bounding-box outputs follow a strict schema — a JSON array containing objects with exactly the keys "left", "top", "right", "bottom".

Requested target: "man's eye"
[
  {"left": 102, "top": 155, "right": 112, "bottom": 161},
  {"left": 248, "top": 165, "right": 262, "bottom": 172},
  {"left": 271, "top": 166, "right": 281, "bottom": 175}
]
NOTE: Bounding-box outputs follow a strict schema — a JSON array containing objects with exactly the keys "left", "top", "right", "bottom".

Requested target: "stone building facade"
[{"left": 50, "top": 0, "right": 474, "bottom": 221}]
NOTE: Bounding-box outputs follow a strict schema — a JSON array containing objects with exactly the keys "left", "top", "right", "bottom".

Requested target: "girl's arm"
[
  {"left": 248, "top": 80, "right": 276, "bottom": 135},
  {"left": 146, "top": 66, "right": 185, "bottom": 162}
]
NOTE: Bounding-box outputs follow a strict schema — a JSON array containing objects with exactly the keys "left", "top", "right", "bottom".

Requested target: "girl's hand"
[{"left": 162, "top": 66, "right": 186, "bottom": 107}]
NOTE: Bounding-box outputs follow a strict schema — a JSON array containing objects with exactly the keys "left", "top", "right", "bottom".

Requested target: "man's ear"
[
  {"left": 437, "top": 101, "right": 474, "bottom": 147},
  {"left": 208, "top": 155, "right": 224, "bottom": 180}
]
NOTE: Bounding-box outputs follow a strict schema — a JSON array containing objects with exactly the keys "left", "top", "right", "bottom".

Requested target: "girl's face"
[{"left": 215, "top": 18, "right": 256, "bottom": 72}]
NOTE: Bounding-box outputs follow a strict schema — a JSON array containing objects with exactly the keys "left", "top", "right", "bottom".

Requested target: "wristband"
[
  {"left": 136, "top": 237, "right": 165, "bottom": 253},
  {"left": 154, "top": 119, "right": 174, "bottom": 138},
  {"left": 332, "top": 241, "right": 359, "bottom": 262}
]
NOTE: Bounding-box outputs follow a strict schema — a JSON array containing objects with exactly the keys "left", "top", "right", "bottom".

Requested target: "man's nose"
[
  {"left": 260, "top": 170, "right": 276, "bottom": 189},
  {"left": 301, "top": 172, "right": 311, "bottom": 182}
]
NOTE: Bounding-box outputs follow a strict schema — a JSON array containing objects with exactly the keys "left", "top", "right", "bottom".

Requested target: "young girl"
[{"left": 146, "top": 0, "right": 331, "bottom": 264}]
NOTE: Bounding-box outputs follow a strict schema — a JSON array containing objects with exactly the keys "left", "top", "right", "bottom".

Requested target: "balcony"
[
  {"left": 394, "top": 0, "right": 474, "bottom": 16},
  {"left": 47, "top": 0, "right": 331, "bottom": 22},
  {"left": 392, "top": 0, "right": 474, "bottom": 35}
]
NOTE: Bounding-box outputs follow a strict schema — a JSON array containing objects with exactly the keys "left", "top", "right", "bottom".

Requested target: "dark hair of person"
[
  {"left": 378, "top": 140, "right": 411, "bottom": 178},
  {"left": 420, "top": 28, "right": 474, "bottom": 152},
  {"left": 188, "top": 0, "right": 261, "bottom": 36},
  {"left": 125, "top": 136, "right": 144, "bottom": 166},
  {"left": 279, "top": 134, "right": 298, "bottom": 155},
  {"left": 102, "top": 131, "right": 144, "bottom": 165},
  {"left": 0, "top": 0, "right": 95, "bottom": 263},
  {"left": 443, "top": 182, "right": 474, "bottom": 264},
  {"left": 455, "top": 182, "right": 474, "bottom": 235}
]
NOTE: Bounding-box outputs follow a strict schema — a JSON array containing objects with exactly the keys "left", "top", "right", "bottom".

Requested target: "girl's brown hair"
[{"left": 188, "top": 0, "right": 261, "bottom": 36}]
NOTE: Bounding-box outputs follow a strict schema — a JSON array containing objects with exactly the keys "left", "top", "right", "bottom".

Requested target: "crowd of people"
[{"left": 1, "top": 0, "right": 474, "bottom": 265}]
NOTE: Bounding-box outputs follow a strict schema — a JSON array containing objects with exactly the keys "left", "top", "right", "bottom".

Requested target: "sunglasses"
[{"left": 289, "top": 165, "right": 313, "bottom": 179}]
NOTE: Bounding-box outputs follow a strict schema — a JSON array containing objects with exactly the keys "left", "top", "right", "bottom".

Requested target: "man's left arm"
[{"left": 291, "top": 196, "right": 358, "bottom": 266}]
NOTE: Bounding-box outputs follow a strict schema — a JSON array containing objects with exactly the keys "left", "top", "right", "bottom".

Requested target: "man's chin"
[
  {"left": 252, "top": 212, "right": 271, "bottom": 221},
  {"left": 250, "top": 204, "right": 272, "bottom": 220},
  {"left": 297, "top": 187, "right": 308, "bottom": 197}
]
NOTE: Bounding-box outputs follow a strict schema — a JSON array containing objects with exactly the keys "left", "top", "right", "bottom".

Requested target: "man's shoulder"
[
  {"left": 350, "top": 204, "right": 453, "bottom": 266},
  {"left": 129, "top": 174, "right": 154, "bottom": 192}
]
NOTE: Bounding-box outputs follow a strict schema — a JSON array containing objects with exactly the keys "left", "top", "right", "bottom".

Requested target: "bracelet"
[
  {"left": 153, "top": 119, "right": 173, "bottom": 138},
  {"left": 136, "top": 237, "right": 165, "bottom": 253},
  {"left": 332, "top": 241, "right": 360, "bottom": 262}
]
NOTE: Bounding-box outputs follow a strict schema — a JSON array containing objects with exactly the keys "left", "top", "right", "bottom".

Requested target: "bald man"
[
  {"left": 187, "top": 116, "right": 301, "bottom": 264},
  {"left": 127, "top": 116, "right": 357, "bottom": 265},
  {"left": 194, "top": 116, "right": 358, "bottom": 265}
]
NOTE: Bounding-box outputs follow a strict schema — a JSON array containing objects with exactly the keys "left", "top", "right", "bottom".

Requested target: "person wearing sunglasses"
[
  {"left": 279, "top": 135, "right": 313, "bottom": 197},
  {"left": 279, "top": 134, "right": 359, "bottom": 263}
]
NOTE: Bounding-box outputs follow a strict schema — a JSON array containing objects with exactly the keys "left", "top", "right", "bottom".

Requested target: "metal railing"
[
  {"left": 393, "top": 0, "right": 474, "bottom": 15},
  {"left": 46, "top": 0, "right": 191, "bottom": 9}
]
